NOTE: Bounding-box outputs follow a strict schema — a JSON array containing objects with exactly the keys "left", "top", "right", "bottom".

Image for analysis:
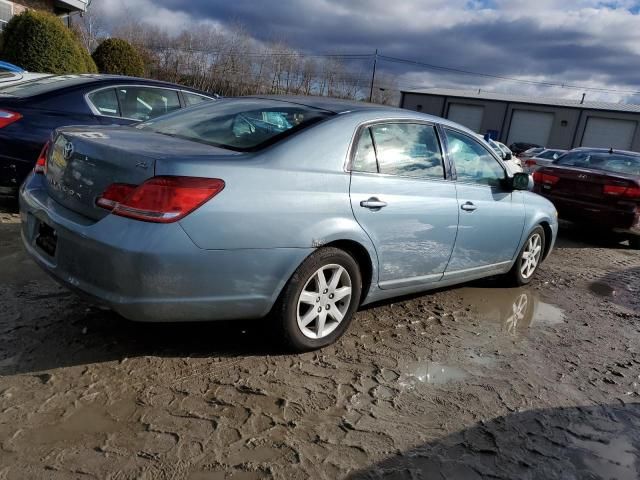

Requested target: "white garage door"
[
  {"left": 507, "top": 110, "right": 554, "bottom": 147},
  {"left": 581, "top": 117, "right": 637, "bottom": 150},
  {"left": 447, "top": 104, "right": 484, "bottom": 133}
]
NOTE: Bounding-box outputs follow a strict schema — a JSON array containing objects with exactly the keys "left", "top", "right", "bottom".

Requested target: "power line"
[
  {"left": 378, "top": 54, "right": 640, "bottom": 96},
  {"left": 142, "top": 43, "right": 640, "bottom": 97}
]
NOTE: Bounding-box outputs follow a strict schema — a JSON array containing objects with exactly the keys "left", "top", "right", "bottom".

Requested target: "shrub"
[
  {"left": 0, "top": 10, "right": 97, "bottom": 74},
  {"left": 92, "top": 38, "right": 144, "bottom": 77}
]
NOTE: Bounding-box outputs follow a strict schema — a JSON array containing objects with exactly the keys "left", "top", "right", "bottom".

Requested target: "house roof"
[
  {"left": 55, "top": 0, "right": 88, "bottom": 12},
  {"left": 401, "top": 87, "right": 640, "bottom": 114}
]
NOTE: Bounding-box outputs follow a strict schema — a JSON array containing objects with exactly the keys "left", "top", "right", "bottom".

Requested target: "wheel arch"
[
  {"left": 538, "top": 221, "right": 553, "bottom": 261},
  {"left": 324, "top": 239, "right": 374, "bottom": 304}
]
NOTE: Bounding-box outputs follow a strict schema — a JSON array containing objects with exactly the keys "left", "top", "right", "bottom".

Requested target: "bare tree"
[{"left": 101, "top": 18, "right": 399, "bottom": 103}]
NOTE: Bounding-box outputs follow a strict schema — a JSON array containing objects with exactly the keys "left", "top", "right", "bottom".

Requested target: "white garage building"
[{"left": 400, "top": 88, "right": 640, "bottom": 152}]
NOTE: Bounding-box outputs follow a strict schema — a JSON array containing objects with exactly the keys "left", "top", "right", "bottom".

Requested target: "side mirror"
[
  {"left": 511, "top": 172, "right": 532, "bottom": 191},
  {"left": 504, "top": 152, "right": 513, "bottom": 161}
]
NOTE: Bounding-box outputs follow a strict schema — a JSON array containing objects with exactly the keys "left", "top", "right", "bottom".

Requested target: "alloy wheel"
[
  {"left": 520, "top": 233, "right": 542, "bottom": 279},
  {"left": 296, "top": 264, "right": 352, "bottom": 339}
]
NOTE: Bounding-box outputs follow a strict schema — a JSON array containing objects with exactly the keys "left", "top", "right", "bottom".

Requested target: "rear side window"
[
  {"left": 369, "top": 123, "right": 444, "bottom": 179},
  {"left": 117, "top": 87, "right": 181, "bottom": 121},
  {"left": 88, "top": 88, "right": 120, "bottom": 116},
  {"left": 184, "top": 92, "right": 211, "bottom": 107}
]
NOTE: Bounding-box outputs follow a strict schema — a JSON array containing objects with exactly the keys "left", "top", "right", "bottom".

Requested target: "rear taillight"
[
  {"left": 96, "top": 183, "right": 137, "bottom": 209},
  {"left": 533, "top": 172, "right": 560, "bottom": 185},
  {"left": 524, "top": 159, "right": 537, "bottom": 167},
  {"left": 34, "top": 141, "right": 50, "bottom": 174},
  {"left": 97, "top": 176, "right": 225, "bottom": 223},
  {"left": 603, "top": 184, "right": 640, "bottom": 199},
  {"left": 0, "top": 110, "right": 22, "bottom": 129}
]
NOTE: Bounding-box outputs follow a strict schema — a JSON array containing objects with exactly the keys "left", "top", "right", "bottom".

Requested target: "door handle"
[
  {"left": 461, "top": 201, "right": 477, "bottom": 212},
  {"left": 360, "top": 197, "right": 387, "bottom": 209}
]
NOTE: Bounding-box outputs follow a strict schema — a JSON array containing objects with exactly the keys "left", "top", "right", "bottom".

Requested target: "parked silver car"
[
  {"left": 20, "top": 96, "right": 558, "bottom": 351},
  {"left": 476, "top": 134, "right": 523, "bottom": 174}
]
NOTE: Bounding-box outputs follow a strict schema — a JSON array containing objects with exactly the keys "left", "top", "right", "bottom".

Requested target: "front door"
[
  {"left": 443, "top": 128, "right": 526, "bottom": 272},
  {"left": 349, "top": 122, "right": 459, "bottom": 289}
]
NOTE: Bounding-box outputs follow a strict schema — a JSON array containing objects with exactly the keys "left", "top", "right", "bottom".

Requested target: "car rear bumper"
[
  {"left": 540, "top": 192, "right": 639, "bottom": 236},
  {"left": 20, "top": 175, "right": 312, "bottom": 322}
]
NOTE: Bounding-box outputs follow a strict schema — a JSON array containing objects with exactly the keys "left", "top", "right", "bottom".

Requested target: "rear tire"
[
  {"left": 507, "top": 226, "right": 545, "bottom": 286},
  {"left": 630, "top": 236, "right": 640, "bottom": 250},
  {"left": 274, "top": 247, "right": 362, "bottom": 352}
]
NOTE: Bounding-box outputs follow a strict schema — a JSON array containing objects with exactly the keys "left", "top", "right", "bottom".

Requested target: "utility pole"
[{"left": 369, "top": 49, "right": 378, "bottom": 103}]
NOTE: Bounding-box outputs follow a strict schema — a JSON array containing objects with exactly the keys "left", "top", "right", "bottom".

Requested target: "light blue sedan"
[{"left": 19, "top": 96, "right": 558, "bottom": 351}]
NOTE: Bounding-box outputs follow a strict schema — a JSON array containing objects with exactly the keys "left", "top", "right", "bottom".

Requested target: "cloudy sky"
[{"left": 95, "top": 0, "right": 640, "bottom": 103}]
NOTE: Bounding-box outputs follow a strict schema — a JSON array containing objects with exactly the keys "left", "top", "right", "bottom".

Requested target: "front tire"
[
  {"left": 274, "top": 247, "right": 362, "bottom": 352},
  {"left": 507, "top": 226, "right": 545, "bottom": 286}
]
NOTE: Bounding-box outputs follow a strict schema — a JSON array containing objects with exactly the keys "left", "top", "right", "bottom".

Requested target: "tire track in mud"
[{"left": 0, "top": 220, "right": 639, "bottom": 478}]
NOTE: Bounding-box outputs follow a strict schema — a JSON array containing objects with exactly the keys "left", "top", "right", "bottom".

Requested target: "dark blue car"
[{"left": 0, "top": 74, "right": 216, "bottom": 198}]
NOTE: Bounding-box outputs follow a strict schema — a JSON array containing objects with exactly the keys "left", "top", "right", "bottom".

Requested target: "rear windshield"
[
  {"left": 137, "top": 98, "right": 334, "bottom": 152},
  {"left": 0, "top": 75, "right": 91, "bottom": 97},
  {"left": 524, "top": 148, "right": 544, "bottom": 155},
  {"left": 538, "top": 150, "right": 562, "bottom": 159},
  {"left": 555, "top": 151, "right": 640, "bottom": 175}
]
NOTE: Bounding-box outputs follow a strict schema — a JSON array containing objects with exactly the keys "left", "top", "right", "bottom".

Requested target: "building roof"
[
  {"left": 401, "top": 87, "right": 640, "bottom": 114},
  {"left": 55, "top": 0, "right": 89, "bottom": 12}
]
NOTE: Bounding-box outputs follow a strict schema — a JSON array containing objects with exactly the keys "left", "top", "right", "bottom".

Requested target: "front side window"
[
  {"left": 184, "top": 92, "right": 211, "bottom": 107},
  {"left": 369, "top": 123, "right": 444, "bottom": 179},
  {"left": 352, "top": 128, "right": 377, "bottom": 173},
  {"left": 138, "top": 98, "right": 333, "bottom": 152},
  {"left": 88, "top": 88, "right": 120, "bottom": 116},
  {"left": 117, "top": 87, "right": 181, "bottom": 121},
  {"left": 445, "top": 129, "right": 505, "bottom": 186}
]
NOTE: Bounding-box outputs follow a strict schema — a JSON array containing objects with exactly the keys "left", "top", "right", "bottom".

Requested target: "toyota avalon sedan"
[{"left": 20, "top": 96, "right": 558, "bottom": 351}]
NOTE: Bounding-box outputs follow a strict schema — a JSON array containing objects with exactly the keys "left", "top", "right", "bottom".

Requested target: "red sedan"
[{"left": 533, "top": 148, "right": 640, "bottom": 248}]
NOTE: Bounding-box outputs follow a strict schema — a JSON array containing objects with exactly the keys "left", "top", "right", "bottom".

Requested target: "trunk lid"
[
  {"left": 537, "top": 165, "right": 639, "bottom": 205},
  {"left": 45, "top": 126, "right": 237, "bottom": 220}
]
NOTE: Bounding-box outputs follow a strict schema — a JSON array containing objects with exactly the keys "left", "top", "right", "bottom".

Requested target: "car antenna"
[{"left": 609, "top": 147, "right": 613, "bottom": 154}]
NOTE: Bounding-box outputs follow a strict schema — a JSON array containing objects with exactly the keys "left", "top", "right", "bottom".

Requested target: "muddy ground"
[{"left": 0, "top": 204, "right": 639, "bottom": 479}]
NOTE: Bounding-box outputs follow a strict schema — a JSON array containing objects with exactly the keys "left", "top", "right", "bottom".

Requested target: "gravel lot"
[{"left": 0, "top": 204, "right": 639, "bottom": 479}]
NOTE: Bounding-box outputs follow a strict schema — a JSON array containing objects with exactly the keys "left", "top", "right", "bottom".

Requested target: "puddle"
[
  {"left": 456, "top": 287, "right": 565, "bottom": 334},
  {"left": 399, "top": 361, "right": 468, "bottom": 387},
  {"left": 589, "top": 281, "right": 615, "bottom": 297}
]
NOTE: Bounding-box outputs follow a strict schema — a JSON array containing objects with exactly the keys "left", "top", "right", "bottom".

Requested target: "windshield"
[
  {"left": 555, "top": 151, "right": 640, "bottom": 175},
  {"left": 138, "top": 98, "right": 334, "bottom": 152}
]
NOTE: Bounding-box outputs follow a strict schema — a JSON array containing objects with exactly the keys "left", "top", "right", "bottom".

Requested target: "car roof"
[
  {"left": 570, "top": 147, "right": 640, "bottom": 157},
  {"left": 238, "top": 95, "right": 482, "bottom": 134},
  {"left": 245, "top": 94, "right": 404, "bottom": 114},
  {"left": 0, "top": 74, "right": 214, "bottom": 98}
]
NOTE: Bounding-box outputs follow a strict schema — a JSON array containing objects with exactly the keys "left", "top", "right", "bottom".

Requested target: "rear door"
[
  {"left": 349, "top": 122, "right": 459, "bottom": 289},
  {"left": 443, "top": 128, "right": 525, "bottom": 273}
]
